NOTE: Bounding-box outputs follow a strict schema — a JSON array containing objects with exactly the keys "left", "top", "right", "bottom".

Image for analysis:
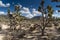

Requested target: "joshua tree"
[
  {"left": 38, "top": 0, "right": 54, "bottom": 36},
  {"left": 38, "top": 0, "right": 46, "bottom": 36},
  {"left": 13, "top": 5, "right": 25, "bottom": 31},
  {"left": 7, "top": 5, "right": 24, "bottom": 31},
  {"left": 7, "top": 7, "right": 12, "bottom": 28}
]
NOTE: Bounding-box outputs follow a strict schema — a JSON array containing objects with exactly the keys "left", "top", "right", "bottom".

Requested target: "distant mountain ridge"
[{"left": 31, "top": 16, "right": 41, "bottom": 20}]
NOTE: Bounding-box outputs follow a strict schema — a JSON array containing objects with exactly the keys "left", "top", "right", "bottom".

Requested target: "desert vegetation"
[{"left": 0, "top": 0, "right": 60, "bottom": 40}]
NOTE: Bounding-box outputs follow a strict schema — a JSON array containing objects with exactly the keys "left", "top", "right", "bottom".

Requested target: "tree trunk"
[
  {"left": 41, "top": 26, "right": 45, "bottom": 36},
  {"left": 41, "top": 9, "right": 45, "bottom": 36},
  {"left": 41, "top": 29, "right": 44, "bottom": 36}
]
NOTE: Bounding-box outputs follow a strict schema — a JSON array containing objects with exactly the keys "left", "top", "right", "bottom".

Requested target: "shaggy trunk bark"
[
  {"left": 41, "top": 29, "right": 44, "bottom": 36},
  {"left": 41, "top": 26, "right": 45, "bottom": 36},
  {"left": 41, "top": 10, "right": 45, "bottom": 36}
]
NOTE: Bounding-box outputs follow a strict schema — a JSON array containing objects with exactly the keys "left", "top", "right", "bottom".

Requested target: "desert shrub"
[
  {"left": 45, "top": 23, "right": 52, "bottom": 27},
  {"left": 53, "top": 22, "right": 59, "bottom": 26},
  {"left": 0, "top": 24, "right": 2, "bottom": 30},
  {"left": 54, "top": 36, "right": 60, "bottom": 40},
  {"left": 57, "top": 27, "right": 60, "bottom": 34},
  {"left": 3, "top": 36, "right": 11, "bottom": 40},
  {"left": 0, "top": 27, "right": 2, "bottom": 31}
]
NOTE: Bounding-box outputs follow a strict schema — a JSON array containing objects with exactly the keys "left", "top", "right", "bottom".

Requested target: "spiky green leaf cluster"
[{"left": 47, "top": 5, "right": 54, "bottom": 18}]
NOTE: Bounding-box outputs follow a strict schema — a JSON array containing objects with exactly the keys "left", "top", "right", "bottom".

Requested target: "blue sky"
[{"left": 0, "top": 0, "right": 60, "bottom": 18}]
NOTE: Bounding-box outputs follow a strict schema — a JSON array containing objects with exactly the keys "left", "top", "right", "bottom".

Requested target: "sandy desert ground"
[{"left": 0, "top": 21, "right": 60, "bottom": 40}]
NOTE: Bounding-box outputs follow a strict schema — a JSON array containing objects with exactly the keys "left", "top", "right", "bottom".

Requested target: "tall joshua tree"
[
  {"left": 14, "top": 5, "right": 24, "bottom": 30},
  {"left": 7, "top": 7, "right": 12, "bottom": 28},
  {"left": 14, "top": 5, "right": 21, "bottom": 25},
  {"left": 38, "top": 0, "right": 45, "bottom": 36},
  {"left": 38, "top": 0, "right": 54, "bottom": 36},
  {"left": 9, "top": 5, "right": 21, "bottom": 30},
  {"left": 7, "top": 7, "right": 16, "bottom": 31},
  {"left": 7, "top": 5, "right": 20, "bottom": 30}
]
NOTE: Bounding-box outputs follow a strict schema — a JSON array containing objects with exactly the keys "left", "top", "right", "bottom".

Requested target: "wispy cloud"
[{"left": 0, "top": 1, "right": 10, "bottom": 7}]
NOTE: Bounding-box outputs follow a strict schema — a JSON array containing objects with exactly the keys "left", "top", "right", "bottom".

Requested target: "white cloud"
[
  {"left": 53, "top": 13, "right": 60, "bottom": 18},
  {"left": 25, "top": 14, "right": 34, "bottom": 18},
  {"left": 0, "top": 11, "right": 5, "bottom": 14},
  {"left": 23, "top": 7, "right": 30, "bottom": 12},
  {"left": 55, "top": 10, "right": 58, "bottom": 13},
  {"left": 0, "top": 11, "right": 12, "bottom": 15},
  {"left": 20, "top": 7, "right": 42, "bottom": 18},
  {"left": 32, "top": 8, "right": 40, "bottom": 13},
  {"left": 20, "top": 7, "right": 31, "bottom": 14},
  {"left": 6, "top": 3, "right": 10, "bottom": 7},
  {"left": 32, "top": 8, "right": 36, "bottom": 11},
  {"left": 0, "top": 1, "right": 5, "bottom": 7},
  {"left": 0, "top": 1, "right": 10, "bottom": 7},
  {"left": 32, "top": 8, "right": 42, "bottom": 16},
  {"left": 52, "top": 10, "right": 60, "bottom": 18},
  {"left": 20, "top": 7, "right": 34, "bottom": 18}
]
